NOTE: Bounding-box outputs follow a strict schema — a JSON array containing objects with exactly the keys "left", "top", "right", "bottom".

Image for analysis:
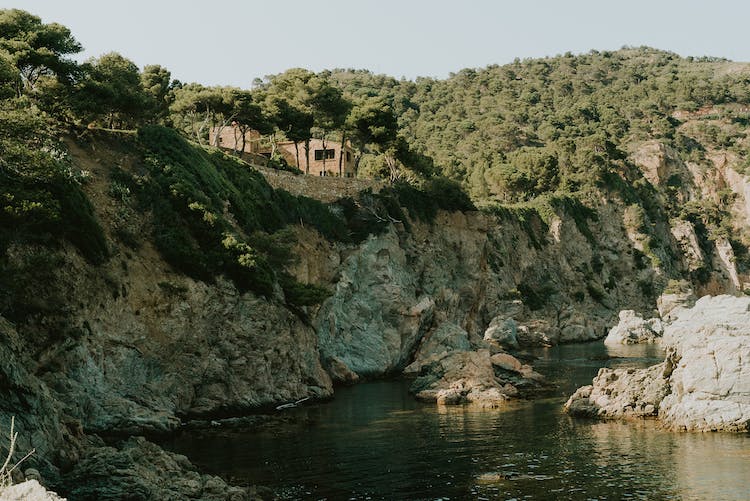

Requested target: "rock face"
[
  {"left": 403, "top": 322, "right": 471, "bottom": 374},
  {"left": 603, "top": 310, "right": 663, "bottom": 345},
  {"left": 565, "top": 363, "right": 671, "bottom": 419},
  {"left": 4, "top": 137, "right": 749, "bottom": 497},
  {"left": 62, "top": 437, "right": 248, "bottom": 501},
  {"left": 566, "top": 295, "right": 750, "bottom": 431}
]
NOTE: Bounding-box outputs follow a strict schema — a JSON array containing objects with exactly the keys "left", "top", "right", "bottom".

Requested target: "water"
[{"left": 164, "top": 342, "right": 750, "bottom": 500}]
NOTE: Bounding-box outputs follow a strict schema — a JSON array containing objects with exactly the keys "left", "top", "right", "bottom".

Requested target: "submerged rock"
[
  {"left": 325, "top": 356, "right": 360, "bottom": 385},
  {"left": 603, "top": 310, "right": 663, "bottom": 345},
  {"left": 566, "top": 295, "right": 750, "bottom": 432}
]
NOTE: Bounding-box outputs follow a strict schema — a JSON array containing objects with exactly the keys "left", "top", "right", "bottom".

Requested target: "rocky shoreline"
[{"left": 566, "top": 295, "right": 750, "bottom": 432}]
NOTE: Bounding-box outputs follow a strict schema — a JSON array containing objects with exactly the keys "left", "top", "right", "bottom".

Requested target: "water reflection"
[{"left": 163, "top": 342, "right": 750, "bottom": 500}]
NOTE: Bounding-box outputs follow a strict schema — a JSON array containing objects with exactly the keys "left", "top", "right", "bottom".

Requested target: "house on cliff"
[
  {"left": 210, "top": 124, "right": 356, "bottom": 177},
  {"left": 275, "top": 139, "right": 356, "bottom": 177}
]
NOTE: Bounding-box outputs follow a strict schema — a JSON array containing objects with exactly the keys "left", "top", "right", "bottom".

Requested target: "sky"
[{"left": 5, "top": 0, "right": 750, "bottom": 88}]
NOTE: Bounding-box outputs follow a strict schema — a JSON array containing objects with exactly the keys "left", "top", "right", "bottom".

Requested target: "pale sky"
[{"left": 5, "top": 0, "right": 749, "bottom": 88}]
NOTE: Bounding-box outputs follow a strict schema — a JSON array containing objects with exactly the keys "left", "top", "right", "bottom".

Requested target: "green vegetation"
[
  {"left": 129, "top": 125, "right": 344, "bottom": 304},
  {"left": 5, "top": 7, "right": 750, "bottom": 313}
]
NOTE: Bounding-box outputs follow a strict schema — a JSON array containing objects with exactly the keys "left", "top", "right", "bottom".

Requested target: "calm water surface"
[{"left": 164, "top": 342, "right": 750, "bottom": 500}]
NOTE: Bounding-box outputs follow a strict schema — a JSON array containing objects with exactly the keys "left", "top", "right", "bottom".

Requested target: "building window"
[
  {"left": 346, "top": 151, "right": 351, "bottom": 162},
  {"left": 314, "top": 149, "right": 335, "bottom": 160}
]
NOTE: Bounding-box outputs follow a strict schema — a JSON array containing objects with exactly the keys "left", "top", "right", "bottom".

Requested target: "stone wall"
[{"left": 254, "top": 163, "right": 384, "bottom": 202}]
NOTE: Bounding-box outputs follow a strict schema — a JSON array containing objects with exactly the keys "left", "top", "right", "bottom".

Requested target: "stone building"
[
  {"left": 276, "top": 139, "right": 356, "bottom": 177},
  {"left": 209, "top": 124, "right": 262, "bottom": 153},
  {"left": 209, "top": 125, "right": 356, "bottom": 177}
]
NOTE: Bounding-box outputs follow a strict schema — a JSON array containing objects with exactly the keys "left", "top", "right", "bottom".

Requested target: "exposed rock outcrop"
[
  {"left": 411, "top": 349, "right": 546, "bottom": 407},
  {"left": 603, "top": 310, "right": 663, "bottom": 345},
  {"left": 62, "top": 437, "right": 248, "bottom": 500},
  {"left": 566, "top": 295, "right": 750, "bottom": 431},
  {"left": 0, "top": 480, "right": 66, "bottom": 501}
]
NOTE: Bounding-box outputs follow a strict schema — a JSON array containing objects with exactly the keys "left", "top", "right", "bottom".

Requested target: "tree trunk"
[
  {"left": 212, "top": 113, "right": 237, "bottom": 148},
  {"left": 304, "top": 139, "right": 310, "bottom": 175},
  {"left": 321, "top": 135, "right": 328, "bottom": 175},
  {"left": 338, "top": 133, "right": 346, "bottom": 176},
  {"left": 294, "top": 141, "right": 300, "bottom": 170},
  {"left": 354, "top": 153, "right": 362, "bottom": 175},
  {"left": 196, "top": 109, "right": 211, "bottom": 146},
  {"left": 237, "top": 127, "right": 246, "bottom": 156}
]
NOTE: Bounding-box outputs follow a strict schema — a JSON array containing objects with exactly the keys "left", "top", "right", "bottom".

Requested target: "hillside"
[{"left": 3, "top": 8, "right": 750, "bottom": 498}]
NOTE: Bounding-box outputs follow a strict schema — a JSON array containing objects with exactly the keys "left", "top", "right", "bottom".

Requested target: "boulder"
[
  {"left": 411, "top": 349, "right": 547, "bottom": 407},
  {"left": 325, "top": 356, "right": 359, "bottom": 385},
  {"left": 658, "top": 295, "right": 750, "bottom": 431},
  {"left": 566, "top": 295, "right": 750, "bottom": 432},
  {"left": 656, "top": 290, "right": 696, "bottom": 322},
  {"left": 564, "top": 363, "right": 670, "bottom": 419},
  {"left": 0, "top": 480, "right": 66, "bottom": 501},
  {"left": 62, "top": 437, "right": 249, "bottom": 500},
  {"left": 483, "top": 317, "right": 519, "bottom": 350},
  {"left": 603, "top": 310, "right": 663, "bottom": 345},
  {"left": 404, "top": 322, "right": 471, "bottom": 374},
  {"left": 411, "top": 350, "right": 512, "bottom": 408}
]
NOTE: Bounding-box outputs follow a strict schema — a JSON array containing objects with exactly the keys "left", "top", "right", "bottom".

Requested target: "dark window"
[
  {"left": 346, "top": 151, "right": 351, "bottom": 162},
  {"left": 314, "top": 149, "right": 335, "bottom": 160}
]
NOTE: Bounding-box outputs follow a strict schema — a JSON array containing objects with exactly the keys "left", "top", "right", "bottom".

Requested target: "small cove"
[{"left": 163, "top": 342, "right": 750, "bottom": 500}]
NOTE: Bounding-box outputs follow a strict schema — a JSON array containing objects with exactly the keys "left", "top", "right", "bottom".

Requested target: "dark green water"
[{"left": 164, "top": 342, "right": 750, "bottom": 500}]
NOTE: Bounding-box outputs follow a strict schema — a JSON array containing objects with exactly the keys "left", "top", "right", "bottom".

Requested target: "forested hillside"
[{"left": 329, "top": 49, "right": 750, "bottom": 287}]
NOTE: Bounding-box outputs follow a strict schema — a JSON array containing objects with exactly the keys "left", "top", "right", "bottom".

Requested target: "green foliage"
[
  {"left": 141, "top": 64, "right": 173, "bottom": 122},
  {"left": 133, "top": 126, "right": 398, "bottom": 306},
  {"left": 0, "top": 102, "right": 108, "bottom": 264},
  {"left": 586, "top": 282, "right": 606, "bottom": 303},
  {"left": 74, "top": 52, "right": 149, "bottom": 128},
  {"left": 390, "top": 177, "right": 475, "bottom": 222},
  {"left": 0, "top": 9, "right": 82, "bottom": 95}
]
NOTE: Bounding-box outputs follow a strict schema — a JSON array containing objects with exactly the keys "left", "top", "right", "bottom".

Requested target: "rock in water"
[
  {"left": 566, "top": 295, "right": 750, "bottom": 432},
  {"left": 603, "top": 310, "right": 663, "bottom": 345},
  {"left": 411, "top": 349, "right": 546, "bottom": 407}
]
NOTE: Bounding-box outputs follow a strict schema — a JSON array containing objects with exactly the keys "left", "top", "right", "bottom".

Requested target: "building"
[
  {"left": 275, "top": 139, "right": 356, "bottom": 177},
  {"left": 209, "top": 124, "right": 262, "bottom": 154},
  {"left": 209, "top": 125, "right": 356, "bottom": 177}
]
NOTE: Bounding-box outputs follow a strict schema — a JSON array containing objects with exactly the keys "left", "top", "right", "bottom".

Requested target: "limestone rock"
[
  {"left": 0, "top": 480, "right": 65, "bottom": 501},
  {"left": 404, "top": 322, "right": 471, "bottom": 374},
  {"left": 657, "top": 290, "right": 696, "bottom": 322},
  {"left": 658, "top": 295, "right": 750, "bottom": 431},
  {"left": 62, "top": 437, "right": 249, "bottom": 500},
  {"left": 604, "top": 310, "right": 663, "bottom": 345},
  {"left": 411, "top": 349, "right": 546, "bottom": 407},
  {"left": 483, "top": 317, "right": 519, "bottom": 350},
  {"left": 567, "top": 295, "right": 750, "bottom": 432},
  {"left": 564, "top": 363, "right": 670, "bottom": 419}
]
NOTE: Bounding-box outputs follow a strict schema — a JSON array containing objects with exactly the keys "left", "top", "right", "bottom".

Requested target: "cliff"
[{"left": 2, "top": 124, "right": 750, "bottom": 497}]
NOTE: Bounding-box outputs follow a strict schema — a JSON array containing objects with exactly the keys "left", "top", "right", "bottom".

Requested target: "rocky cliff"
[{"left": 2, "top": 129, "right": 750, "bottom": 497}]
